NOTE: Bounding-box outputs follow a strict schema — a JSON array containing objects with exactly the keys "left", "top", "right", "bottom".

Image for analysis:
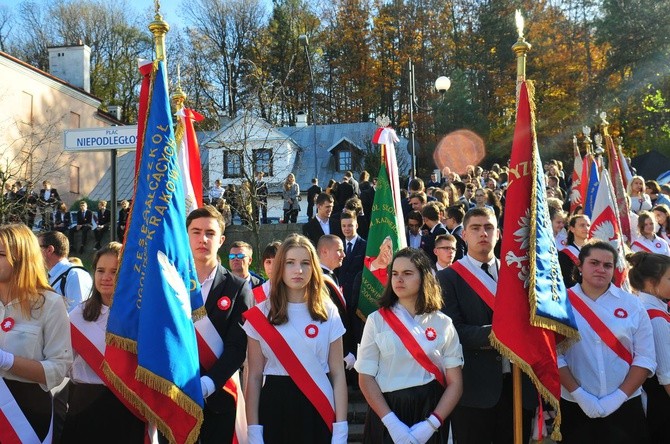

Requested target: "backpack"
[{"left": 51, "top": 266, "right": 88, "bottom": 296}]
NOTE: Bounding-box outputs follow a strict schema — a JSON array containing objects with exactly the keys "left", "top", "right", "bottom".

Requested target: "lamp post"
[
  {"left": 299, "top": 34, "right": 318, "bottom": 181},
  {"left": 408, "top": 60, "right": 450, "bottom": 180}
]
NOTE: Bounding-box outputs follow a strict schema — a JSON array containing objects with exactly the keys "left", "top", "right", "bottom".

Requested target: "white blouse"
[
  {"left": 0, "top": 291, "right": 73, "bottom": 390},
  {"left": 68, "top": 303, "right": 108, "bottom": 384},
  {"left": 243, "top": 299, "right": 345, "bottom": 376},
  {"left": 355, "top": 305, "right": 464, "bottom": 393},
  {"left": 639, "top": 292, "right": 670, "bottom": 386}
]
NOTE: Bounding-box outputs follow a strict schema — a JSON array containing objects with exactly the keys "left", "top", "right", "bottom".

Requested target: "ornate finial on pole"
[
  {"left": 172, "top": 64, "right": 187, "bottom": 110},
  {"left": 512, "top": 10, "right": 532, "bottom": 85},
  {"left": 582, "top": 126, "right": 593, "bottom": 155},
  {"left": 149, "top": 0, "right": 169, "bottom": 61},
  {"left": 599, "top": 111, "right": 609, "bottom": 137}
]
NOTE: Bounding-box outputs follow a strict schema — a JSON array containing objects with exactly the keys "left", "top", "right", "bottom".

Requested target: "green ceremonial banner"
[{"left": 357, "top": 162, "right": 404, "bottom": 318}]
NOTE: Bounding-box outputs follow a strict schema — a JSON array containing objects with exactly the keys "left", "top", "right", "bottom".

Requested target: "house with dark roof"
[{"left": 89, "top": 113, "right": 411, "bottom": 205}]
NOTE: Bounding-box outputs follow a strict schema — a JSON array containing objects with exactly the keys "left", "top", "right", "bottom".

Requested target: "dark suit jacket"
[
  {"left": 96, "top": 209, "right": 111, "bottom": 227},
  {"left": 322, "top": 267, "right": 353, "bottom": 356},
  {"left": 39, "top": 188, "right": 60, "bottom": 205},
  {"left": 437, "top": 263, "right": 536, "bottom": 410},
  {"left": 302, "top": 216, "right": 343, "bottom": 247},
  {"left": 75, "top": 209, "right": 93, "bottom": 226},
  {"left": 202, "top": 265, "right": 251, "bottom": 413},
  {"left": 335, "top": 181, "right": 354, "bottom": 211},
  {"left": 449, "top": 224, "right": 467, "bottom": 260},
  {"left": 421, "top": 223, "right": 447, "bottom": 264},
  {"left": 337, "top": 236, "right": 367, "bottom": 308},
  {"left": 54, "top": 211, "right": 71, "bottom": 228}
]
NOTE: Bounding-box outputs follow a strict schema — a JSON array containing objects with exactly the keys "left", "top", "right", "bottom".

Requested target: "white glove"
[
  {"left": 331, "top": 421, "right": 348, "bottom": 444},
  {"left": 200, "top": 376, "right": 215, "bottom": 399},
  {"left": 381, "top": 412, "right": 419, "bottom": 444},
  {"left": 408, "top": 414, "right": 440, "bottom": 444},
  {"left": 598, "top": 389, "right": 628, "bottom": 416},
  {"left": 343, "top": 353, "right": 356, "bottom": 370},
  {"left": 570, "top": 387, "right": 605, "bottom": 418},
  {"left": 0, "top": 349, "right": 14, "bottom": 371},
  {"left": 247, "top": 425, "right": 264, "bottom": 444}
]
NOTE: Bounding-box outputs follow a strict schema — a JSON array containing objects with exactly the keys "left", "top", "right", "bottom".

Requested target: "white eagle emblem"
[
  {"left": 157, "top": 250, "right": 191, "bottom": 318},
  {"left": 506, "top": 208, "right": 530, "bottom": 288}
]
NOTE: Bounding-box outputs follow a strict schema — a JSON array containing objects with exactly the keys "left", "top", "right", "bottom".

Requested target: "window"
[
  {"left": 223, "top": 151, "right": 242, "bottom": 178},
  {"left": 22, "top": 92, "right": 33, "bottom": 125},
  {"left": 253, "top": 149, "right": 273, "bottom": 176},
  {"left": 70, "top": 164, "right": 80, "bottom": 194},
  {"left": 70, "top": 112, "right": 81, "bottom": 128},
  {"left": 20, "top": 149, "right": 33, "bottom": 179},
  {"left": 338, "top": 150, "right": 352, "bottom": 172}
]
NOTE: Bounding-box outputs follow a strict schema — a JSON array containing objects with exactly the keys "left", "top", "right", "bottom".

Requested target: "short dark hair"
[
  {"left": 407, "top": 211, "right": 423, "bottom": 225},
  {"left": 38, "top": 231, "right": 69, "bottom": 257},
  {"left": 409, "top": 192, "right": 427, "bottom": 204},
  {"left": 340, "top": 210, "right": 357, "bottom": 221},
  {"left": 435, "top": 233, "right": 456, "bottom": 244},
  {"left": 315, "top": 193, "right": 334, "bottom": 206},
  {"left": 463, "top": 207, "right": 495, "bottom": 228},
  {"left": 409, "top": 178, "right": 424, "bottom": 192},
  {"left": 262, "top": 241, "right": 282, "bottom": 262},
  {"left": 421, "top": 203, "right": 440, "bottom": 222},
  {"left": 446, "top": 205, "right": 465, "bottom": 224},
  {"left": 186, "top": 205, "right": 225, "bottom": 233}
]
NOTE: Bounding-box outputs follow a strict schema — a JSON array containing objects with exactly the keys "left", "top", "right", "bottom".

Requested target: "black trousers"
[
  {"left": 4, "top": 379, "right": 53, "bottom": 441},
  {"left": 560, "top": 395, "right": 648, "bottom": 444},
  {"left": 451, "top": 374, "right": 533, "bottom": 444},
  {"left": 644, "top": 376, "right": 670, "bottom": 444}
]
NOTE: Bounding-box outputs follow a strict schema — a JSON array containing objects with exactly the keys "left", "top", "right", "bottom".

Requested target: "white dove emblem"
[{"left": 157, "top": 250, "right": 191, "bottom": 318}]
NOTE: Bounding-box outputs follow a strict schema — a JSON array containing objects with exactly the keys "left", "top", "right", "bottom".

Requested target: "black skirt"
[
  {"left": 643, "top": 376, "right": 670, "bottom": 444},
  {"left": 60, "top": 382, "right": 145, "bottom": 444},
  {"left": 4, "top": 378, "right": 53, "bottom": 441},
  {"left": 363, "top": 379, "right": 448, "bottom": 444},
  {"left": 259, "top": 375, "right": 332, "bottom": 443}
]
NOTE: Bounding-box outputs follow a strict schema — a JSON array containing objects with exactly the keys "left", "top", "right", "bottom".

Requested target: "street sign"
[{"left": 63, "top": 125, "right": 138, "bottom": 151}]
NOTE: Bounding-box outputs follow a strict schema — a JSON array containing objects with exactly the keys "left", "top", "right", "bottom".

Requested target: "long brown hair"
[
  {"left": 0, "top": 224, "right": 52, "bottom": 318},
  {"left": 378, "top": 248, "right": 444, "bottom": 314},
  {"left": 83, "top": 242, "right": 122, "bottom": 322},
  {"left": 268, "top": 234, "right": 328, "bottom": 325}
]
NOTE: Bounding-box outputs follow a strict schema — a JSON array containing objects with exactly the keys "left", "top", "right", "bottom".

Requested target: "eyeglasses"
[
  {"left": 435, "top": 246, "right": 457, "bottom": 251},
  {"left": 229, "top": 253, "right": 248, "bottom": 260}
]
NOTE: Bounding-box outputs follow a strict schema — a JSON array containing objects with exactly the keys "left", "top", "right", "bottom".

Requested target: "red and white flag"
[
  {"left": 588, "top": 169, "right": 629, "bottom": 288},
  {"left": 605, "top": 135, "right": 631, "bottom": 243},
  {"left": 569, "top": 136, "right": 583, "bottom": 213},
  {"left": 175, "top": 107, "right": 205, "bottom": 214}
]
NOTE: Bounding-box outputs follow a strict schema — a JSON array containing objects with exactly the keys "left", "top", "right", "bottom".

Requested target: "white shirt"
[
  {"left": 69, "top": 304, "right": 108, "bottom": 384},
  {"left": 355, "top": 305, "right": 463, "bottom": 393},
  {"left": 631, "top": 235, "right": 670, "bottom": 256},
  {"left": 558, "top": 284, "right": 656, "bottom": 400},
  {"left": 465, "top": 254, "right": 498, "bottom": 282},
  {"left": 0, "top": 291, "right": 73, "bottom": 390},
  {"left": 629, "top": 193, "right": 652, "bottom": 214},
  {"left": 639, "top": 292, "right": 670, "bottom": 385},
  {"left": 200, "top": 266, "right": 218, "bottom": 304},
  {"left": 408, "top": 232, "right": 422, "bottom": 249},
  {"left": 317, "top": 216, "right": 331, "bottom": 235},
  {"left": 49, "top": 258, "right": 93, "bottom": 312},
  {"left": 555, "top": 230, "right": 568, "bottom": 251},
  {"left": 242, "top": 299, "right": 345, "bottom": 376}
]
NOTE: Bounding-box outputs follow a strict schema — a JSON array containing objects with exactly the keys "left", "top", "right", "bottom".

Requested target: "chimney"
[
  {"left": 107, "top": 106, "right": 122, "bottom": 120},
  {"left": 47, "top": 43, "right": 91, "bottom": 92},
  {"left": 296, "top": 111, "right": 308, "bottom": 128}
]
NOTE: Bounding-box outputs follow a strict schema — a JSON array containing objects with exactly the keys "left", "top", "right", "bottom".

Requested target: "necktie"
[
  {"left": 346, "top": 241, "right": 353, "bottom": 256},
  {"left": 481, "top": 262, "right": 495, "bottom": 281}
]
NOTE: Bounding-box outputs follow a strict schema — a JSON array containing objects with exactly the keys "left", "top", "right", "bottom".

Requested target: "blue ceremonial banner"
[
  {"left": 583, "top": 158, "right": 600, "bottom": 218},
  {"left": 103, "top": 60, "right": 204, "bottom": 444}
]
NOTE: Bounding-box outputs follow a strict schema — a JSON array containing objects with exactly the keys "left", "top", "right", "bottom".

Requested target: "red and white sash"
[
  {"left": 561, "top": 245, "right": 580, "bottom": 266},
  {"left": 252, "top": 281, "right": 271, "bottom": 304},
  {"left": 244, "top": 305, "right": 335, "bottom": 431},
  {"left": 0, "top": 378, "right": 53, "bottom": 444},
  {"left": 194, "top": 314, "right": 247, "bottom": 444},
  {"left": 567, "top": 289, "right": 633, "bottom": 365},
  {"left": 323, "top": 274, "right": 346, "bottom": 309},
  {"left": 631, "top": 237, "right": 668, "bottom": 255},
  {"left": 378, "top": 306, "right": 446, "bottom": 387},
  {"left": 450, "top": 260, "right": 496, "bottom": 310},
  {"left": 631, "top": 240, "right": 652, "bottom": 253},
  {"left": 647, "top": 309, "right": 670, "bottom": 323}
]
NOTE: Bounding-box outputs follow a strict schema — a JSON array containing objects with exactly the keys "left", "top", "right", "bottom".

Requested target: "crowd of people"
[{"left": 1, "top": 158, "right": 670, "bottom": 444}]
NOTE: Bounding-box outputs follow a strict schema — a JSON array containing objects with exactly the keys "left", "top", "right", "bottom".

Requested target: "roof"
[
  {"left": 88, "top": 119, "right": 412, "bottom": 201},
  {"left": 277, "top": 122, "right": 411, "bottom": 190}
]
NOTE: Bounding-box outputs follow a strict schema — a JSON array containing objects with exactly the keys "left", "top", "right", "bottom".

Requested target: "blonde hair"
[
  {"left": 268, "top": 234, "right": 328, "bottom": 325},
  {"left": 0, "top": 224, "right": 53, "bottom": 318}
]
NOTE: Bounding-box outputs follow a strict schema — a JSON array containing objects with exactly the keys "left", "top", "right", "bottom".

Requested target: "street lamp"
[
  {"left": 408, "top": 60, "right": 450, "bottom": 180},
  {"left": 299, "top": 34, "right": 318, "bottom": 181}
]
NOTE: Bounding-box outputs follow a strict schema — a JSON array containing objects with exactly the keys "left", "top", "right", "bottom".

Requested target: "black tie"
[
  {"left": 481, "top": 262, "right": 495, "bottom": 281},
  {"left": 346, "top": 241, "right": 353, "bottom": 256}
]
